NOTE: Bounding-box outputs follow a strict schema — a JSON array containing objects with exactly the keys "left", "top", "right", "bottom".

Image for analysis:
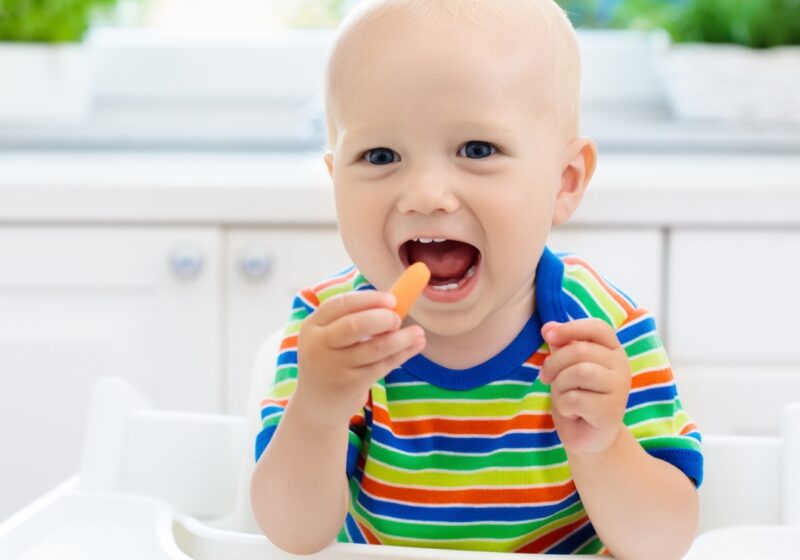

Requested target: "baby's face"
[{"left": 325, "top": 10, "right": 573, "bottom": 337}]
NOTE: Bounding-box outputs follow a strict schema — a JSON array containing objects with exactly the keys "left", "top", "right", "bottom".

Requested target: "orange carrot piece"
[{"left": 389, "top": 262, "right": 431, "bottom": 319}]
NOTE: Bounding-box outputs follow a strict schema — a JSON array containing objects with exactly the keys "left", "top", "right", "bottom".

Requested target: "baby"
[{"left": 251, "top": 0, "right": 703, "bottom": 558}]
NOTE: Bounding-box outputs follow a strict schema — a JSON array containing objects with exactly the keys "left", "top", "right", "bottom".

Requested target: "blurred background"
[{"left": 1, "top": 0, "right": 800, "bottom": 525}]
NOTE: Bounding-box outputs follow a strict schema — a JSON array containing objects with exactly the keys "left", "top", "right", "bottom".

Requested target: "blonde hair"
[{"left": 323, "top": 0, "right": 581, "bottom": 150}]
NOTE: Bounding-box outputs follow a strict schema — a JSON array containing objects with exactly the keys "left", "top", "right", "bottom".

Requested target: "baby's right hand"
[{"left": 293, "top": 291, "right": 426, "bottom": 427}]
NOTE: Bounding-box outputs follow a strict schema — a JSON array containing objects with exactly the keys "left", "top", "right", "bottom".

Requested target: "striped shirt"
[{"left": 256, "top": 245, "right": 703, "bottom": 555}]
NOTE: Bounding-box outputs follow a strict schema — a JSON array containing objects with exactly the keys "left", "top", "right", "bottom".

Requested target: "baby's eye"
[
  {"left": 363, "top": 147, "right": 398, "bottom": 165},
  {"left": 458, "top": 141, "right": 497, "bottom": 159}
]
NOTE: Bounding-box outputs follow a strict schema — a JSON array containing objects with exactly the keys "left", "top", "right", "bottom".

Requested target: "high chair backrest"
[
  {"left": 234, "top": 328, "right": 285, "bottom": 534},
  {"left": 79, "top": 378, "right": 247, "bottom": 520}
]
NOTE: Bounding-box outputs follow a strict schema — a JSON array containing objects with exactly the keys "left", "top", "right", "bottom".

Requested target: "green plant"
[
  {"left": 613, "top": 0, "right": 800, "bottom": 48},
  {"left": 0, "top": 0, "right": 120, "bottom": 42}
]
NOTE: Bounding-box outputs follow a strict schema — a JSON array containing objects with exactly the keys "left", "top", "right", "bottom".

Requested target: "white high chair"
[{"left": 1, "top": 329, "right": 799, "bottom": 559}]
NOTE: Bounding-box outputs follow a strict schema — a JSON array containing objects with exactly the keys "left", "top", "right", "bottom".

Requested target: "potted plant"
[
  {"left": 613, "top": 0, "right": 800, "bottom": 124},
  {"left": 0, "top": 0, "right": 119, "bottom": 122}
]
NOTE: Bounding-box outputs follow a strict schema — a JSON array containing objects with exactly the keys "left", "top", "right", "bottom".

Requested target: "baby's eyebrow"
[{"left": 341, "top": 121, "right": 515, "bottom": 145}]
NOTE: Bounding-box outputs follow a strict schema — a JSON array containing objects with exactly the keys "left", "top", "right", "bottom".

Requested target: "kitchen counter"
[{"left": 0, "top": 151, "right": 798, "bottom": 226}]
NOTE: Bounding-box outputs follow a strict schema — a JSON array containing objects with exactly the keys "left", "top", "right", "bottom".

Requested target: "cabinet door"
[
  {"left": 669, "top": 230, "right": 800, "bottom": 363},
  {"left": 0, "top": 227, "right": 220, "bottom": 522},
  {"left": 226, "top": 228, "right": 350, "bottom": 415},
  {"left": 548, "top": 228, "right": 664, "bottom": 326}
]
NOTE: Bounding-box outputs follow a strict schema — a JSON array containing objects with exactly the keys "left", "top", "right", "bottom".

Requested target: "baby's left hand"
[{"left": 539, "top": 319, "right": 631, "bottom": 456}]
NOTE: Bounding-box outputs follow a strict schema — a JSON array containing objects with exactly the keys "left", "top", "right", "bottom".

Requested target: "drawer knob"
[
  {"left": 240, "top": 247, "right": 273, "bottom": 281},
  {"left": 170, "top": 246, "right": 204, "bottom": 280}
]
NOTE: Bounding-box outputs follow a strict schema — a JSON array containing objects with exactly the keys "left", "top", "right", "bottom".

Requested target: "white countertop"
[{"left": 0, "top": 151, "right": 798, "bottom": 226}]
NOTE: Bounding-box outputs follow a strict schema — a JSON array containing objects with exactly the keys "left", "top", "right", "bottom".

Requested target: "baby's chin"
[{"left": 407, "top": 305, "right": 486, "bottom": 338}]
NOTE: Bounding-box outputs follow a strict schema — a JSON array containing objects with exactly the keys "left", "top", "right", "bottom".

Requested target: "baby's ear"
[
  {"left": 552, "top": 137, "right": 598, "bottom": 226},
  {"left": 323, "top": 151, "right": 334, "bottom": 179}
]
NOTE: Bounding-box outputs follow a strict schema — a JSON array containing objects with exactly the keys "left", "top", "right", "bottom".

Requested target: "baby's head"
[{"left": 322, "top": 0, "right": 597, "bottom": 337}]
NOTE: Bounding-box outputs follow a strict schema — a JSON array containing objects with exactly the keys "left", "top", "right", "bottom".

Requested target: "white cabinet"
[
  {"left": 225, "top": 228, "right": 350, "bottom": 415},
  {"left": 668, "top": 230, "right": 800, "bottom": 363},
  {"left": 668, "top": 229, "right": 800, "bottom": 437},
  {"left": 0, "top": 227, "right": 221, "bottom": 522}
]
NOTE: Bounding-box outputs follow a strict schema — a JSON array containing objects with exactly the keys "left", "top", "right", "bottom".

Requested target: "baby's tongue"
[{"left": 407, "top": 240, "right": 477, "bottom": 280}]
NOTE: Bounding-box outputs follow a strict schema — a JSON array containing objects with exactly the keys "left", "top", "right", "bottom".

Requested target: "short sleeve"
[
  {"left": 254, "top": 290, "right": 367, "bottom": 479},
  {"left": 617, "top": 310, "right": 704, "bottom": 488}
]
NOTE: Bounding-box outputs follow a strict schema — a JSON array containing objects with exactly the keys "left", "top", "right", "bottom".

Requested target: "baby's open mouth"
[{"left": 400, "top": 238, "right": 480, "bottom": 292}]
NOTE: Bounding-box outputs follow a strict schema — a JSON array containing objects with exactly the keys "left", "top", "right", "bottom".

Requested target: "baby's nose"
[{"left": 396, "top": 169, "right": 459, "bottom": 215}]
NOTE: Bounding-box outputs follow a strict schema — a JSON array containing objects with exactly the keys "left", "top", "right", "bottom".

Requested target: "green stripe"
[
  {"left": 624, "top": 333, "right": 662, "bottom": 357},
  {"left": 641, "top": 435, "right": 702, "bottom": 453},
  {"left": 562, "top": 276, "right": 612, "bottom": 325},
  {"left": 364, "top": 457, "right": 572, "bottom": 487},
  {"left": 387, "top": 381, "right": 545, "bottom": 402},
  {"left": 624, "top": 402, "right": 677, "bottom": 426},
  {"left": 369, "top": 440, "right": 568, "bottom": 471},
  {"left": 567, "top": 267, "right": 626, "bottom": 326}
]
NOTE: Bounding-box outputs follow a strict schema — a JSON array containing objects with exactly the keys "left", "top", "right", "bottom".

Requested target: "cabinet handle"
[
  {"left": 170, "top": 246, "right": 205, "bottom": 280},
  {"left": 240, "top": 247, "right": 274, "bottom": 281}
]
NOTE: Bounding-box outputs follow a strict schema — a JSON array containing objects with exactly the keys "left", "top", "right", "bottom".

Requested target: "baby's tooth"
[
  {"left": 433, "top": 238, "right": 447, "bottom": 243},
  {"left": 418, "top": 238, "right": 434, "bottom": 243},
  {"left": 465, "top": 265, "right": 476, "bottom": 278},
  {"left": 431, "top": 282, "right": 458, "bottom": 291}
]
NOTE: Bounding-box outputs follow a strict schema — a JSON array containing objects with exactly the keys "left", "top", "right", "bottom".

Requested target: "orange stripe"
[
  {"left": 260, "top": 398, "right": 288, "bottom": 408},
  {"left": 563, "top": 256, "right": 636, "bottom": 316},
  {"left": 524, "top": 350, "right": 549, "bottom": 367},
  {"left": 372, "top": 406, "right": 554, "bottom": 436},
  {"left": 355, "top": 519, "right": 381, "bottom": 544},
  {"left": 630, "top": 367, "right": 673, "bottom": 389},
  {"left": 680, "top": 422, "right": 698, "bottom": 435},
  {"left": 313, "top": 267, "right": 358, "bottom": 292},
  {"left": 299, "top": 288, "right": 320, "bottom": 308},
  {"left": 517, "top": 516, "right": 590, "bottom": 553},
  {"left": 360, "top": 475, "right": 577, "bottom": 505},
  {"left": 279, "top": 335, "right": 298, "bottom": 351}
]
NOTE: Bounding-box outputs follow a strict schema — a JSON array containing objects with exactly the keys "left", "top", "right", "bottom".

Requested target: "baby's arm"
[
  {"left": 567, "top": 429, "right": 698, "bottom": 560},
  {"left": 250, "top": 291, "right": 426, "bottom": 554},
  {"left": 541, "top": 319, "right": 699, "bottom": 559}
]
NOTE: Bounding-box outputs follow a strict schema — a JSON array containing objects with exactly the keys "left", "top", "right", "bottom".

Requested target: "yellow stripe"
[{"left": 384, "top": 394, "right": 552, "bottom": 419}]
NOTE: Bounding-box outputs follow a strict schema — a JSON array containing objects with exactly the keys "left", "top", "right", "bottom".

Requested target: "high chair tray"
[{"left": 3, "top": 478, "right": 800, "bottom": 560}]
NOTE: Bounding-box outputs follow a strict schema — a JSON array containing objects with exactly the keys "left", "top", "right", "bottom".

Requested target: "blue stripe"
[
  {"left": 387, "top": 362, "right": 544, "bottom": 387},
  {"left": 648, "top": 447, "right": 704, "bottom": 488},
  {"left": 254, "top": 425, "right": 276, "bottom": 462},
  {"left": 344, "top": 513, "right": 366, "bottom": 544},
  {"left": 260, "top": 405, "right": 283, "bottom": 420},
  {"left": 370, "top": 423, "right": 562, "bottom": 454},
  {"left": 617, "top": 316, "right": 657, "bottom": 345},
  {"left": 356, "top": 488, "right": 581, "bottom": 523},
  {"left": 562, "top": 290, "right": 590, "bottom": 320},
  {"left": 277, "top": 350, "right": 298, "bottom": 367},
  {"left": 292, "top": 294, "right": 315, "bottom": 314},
  {"left": 627, "top": 385, "right": 677, "bottom": 409},
  {"left": 547, "top": 519, "right": 598, "bottom": 554}
]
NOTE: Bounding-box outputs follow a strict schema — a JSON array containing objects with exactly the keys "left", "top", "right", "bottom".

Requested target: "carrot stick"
[{"left": 389, "top": 262, "right": 431, "bottom": 319}]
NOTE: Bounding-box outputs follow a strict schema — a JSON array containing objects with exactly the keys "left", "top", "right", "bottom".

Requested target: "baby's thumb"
[{"left": 542, "top": 321, "right": 564, "bottom": 351}]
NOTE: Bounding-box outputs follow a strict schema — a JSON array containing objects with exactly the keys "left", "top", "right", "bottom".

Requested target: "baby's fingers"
[
  {"left": 325, "top": 307, "right": 401, "bottom": 349},
  {"left": 363, "top": 330, "right": 427, "bottom": 383},
  {"left": 350, "top": 326, "right": 425, "bottom": 368},
  {"left": 313, "top": 291, "right": 396, "bottom": 327}
]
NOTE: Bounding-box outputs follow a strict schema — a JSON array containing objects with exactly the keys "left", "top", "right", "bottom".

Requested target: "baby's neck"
[{"left": 418, "top": 288, "right": 536, "bottom": 370}]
